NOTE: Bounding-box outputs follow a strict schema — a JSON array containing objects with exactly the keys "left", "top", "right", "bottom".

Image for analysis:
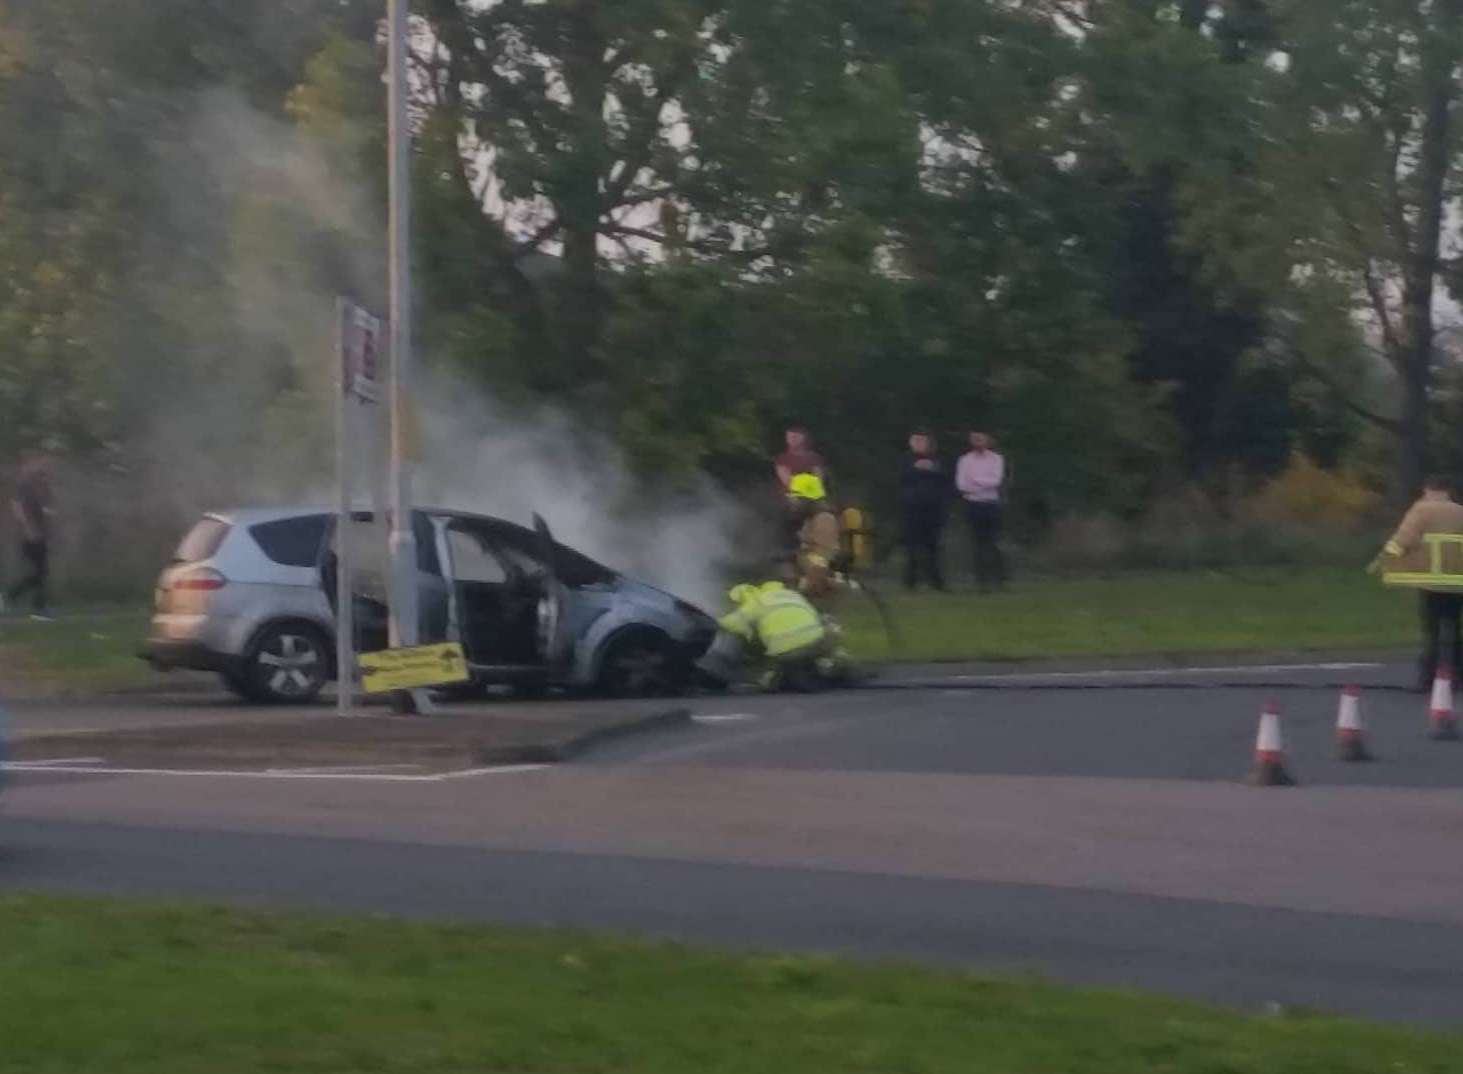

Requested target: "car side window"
[
  {"left": 250, "top": 516, "right": 328, "bottom": 568},
  {"left": 448, "top": 528, "right": 509, "bottom": 585}
]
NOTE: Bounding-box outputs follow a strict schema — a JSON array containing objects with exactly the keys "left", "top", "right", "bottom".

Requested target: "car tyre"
[
  {"left": 242, "top": 623, "right": 330, "bottom": 705},
  {"left": 597, "top": 629, "right": 688, "bottom": 698},
  {"left": 220, "top": 669, "right": 253, "bottom": 701}
]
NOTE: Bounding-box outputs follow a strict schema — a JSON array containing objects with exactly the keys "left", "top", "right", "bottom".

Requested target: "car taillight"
[{"left": 174, "top": 569, "right": 227, "bottom": 592}]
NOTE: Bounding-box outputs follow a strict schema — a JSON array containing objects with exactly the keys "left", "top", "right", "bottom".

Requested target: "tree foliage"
[{"left": 1, "top": 0, "right": 1460, "bottom": 527}]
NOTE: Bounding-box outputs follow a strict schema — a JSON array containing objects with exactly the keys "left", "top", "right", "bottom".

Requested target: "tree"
[{"left": 1257, "top": 0, "right": 1463, "bottom": 499}]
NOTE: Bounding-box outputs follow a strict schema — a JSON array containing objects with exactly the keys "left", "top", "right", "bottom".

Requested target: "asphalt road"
[{"left": 5, "top": 659, "right": 1463, "bottom": 1025}]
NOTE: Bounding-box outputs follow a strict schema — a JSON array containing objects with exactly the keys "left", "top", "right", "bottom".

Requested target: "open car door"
[{"left": 532, "top": 513, "right": 575, "bottom": 669}]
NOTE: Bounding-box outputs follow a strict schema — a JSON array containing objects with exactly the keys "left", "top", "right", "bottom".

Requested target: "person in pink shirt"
[{"left": 956, "top": 432, "right": 1007, "bottom": 591}]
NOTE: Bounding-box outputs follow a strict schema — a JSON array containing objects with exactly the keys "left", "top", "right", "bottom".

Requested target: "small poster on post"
[{"left": 339, "top": 300, "right": 383, "bottom": 404}]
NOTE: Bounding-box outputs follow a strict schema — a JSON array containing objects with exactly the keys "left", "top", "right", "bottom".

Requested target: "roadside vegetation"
[
  {"left": 0, "top": 895, "right": 1455, "bottom": 1074},
  {"left": 0, "top": 612, "right": 154, "bottom": 696},
  {"left": 0, "top": 566, "right": 1414, "bottom": 700},
  {"left": 840, "top": 567, "right": 1415, "bottom": 664}
]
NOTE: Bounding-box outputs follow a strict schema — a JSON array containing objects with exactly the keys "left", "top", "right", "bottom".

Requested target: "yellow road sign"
[{"left": 359, "top": 642, "right": 470, "bottom": 693}]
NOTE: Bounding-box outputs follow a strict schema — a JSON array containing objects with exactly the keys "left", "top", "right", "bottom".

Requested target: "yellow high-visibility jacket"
[
  {"left": 718, "top": 582, "right": 826, "bottom": 658},
  {"left": 1377, "top": 495, "right": 1463, "bottom": 592}
]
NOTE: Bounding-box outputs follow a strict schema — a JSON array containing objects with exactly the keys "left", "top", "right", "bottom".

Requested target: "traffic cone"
[
  {"left": 1248, "top": 703, "right": 1296, "bottom": 786},
  {"left": 1428, "top": 666, "right": 1459, "bottom": 741},
  {"left": 1335, "top": 685, "right": 1373, "bottom": 762}
]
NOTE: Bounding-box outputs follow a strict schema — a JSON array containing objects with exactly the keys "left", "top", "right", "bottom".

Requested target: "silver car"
[{"left": 143, "top": 507, "right": 719, "bottom": 704}]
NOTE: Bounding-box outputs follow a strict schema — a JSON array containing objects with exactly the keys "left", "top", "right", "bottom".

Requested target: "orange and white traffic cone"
[
  {"left": 1428, "top": 666, "right": 1459, "bottom": 741},
  {"left": 1249, "top": 702, "right": 1296, "bottom": 786},
  {"left": 1335, "top": 685, "right": 1373, "bottom": 762}
]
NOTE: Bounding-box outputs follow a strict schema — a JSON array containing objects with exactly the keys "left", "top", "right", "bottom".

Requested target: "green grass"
[
  {"left": 0, "top": 610, "right": 155, "bottom": 694},
  {"left": 841, "top": 567, "right": 1418, "bottom": 663},
  {"left": 0, "top": 895, "right": 1456, "bottom": 1074},
  {"left": 0, "top": 569, "right": 1421, "bottom": 695}
]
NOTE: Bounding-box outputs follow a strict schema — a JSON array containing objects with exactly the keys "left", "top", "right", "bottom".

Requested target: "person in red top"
[
  {"left": 773, "top": 426, "right": 828, "bottom": 560},
  {"left": 773, "top": 426, "right": 827, "bottom": 493}
]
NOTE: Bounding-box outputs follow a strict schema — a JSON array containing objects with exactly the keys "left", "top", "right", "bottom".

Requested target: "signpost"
[
  {"left": 386, "top": 0, "right": 426, "bottom": 715},
  {"left": 336, "top": 298, "right": 384, "bottom": 718},
  {"left": 359, "top": 642, "right": 469, "bottom": 695}
]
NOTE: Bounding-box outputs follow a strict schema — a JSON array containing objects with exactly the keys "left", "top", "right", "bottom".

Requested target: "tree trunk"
[
  {"left": 559, "top": 0, "right": 608, "bottom": 388},
  {"left": 1179, "top": 0, "right": 1209, "bottom": 30},
  {"left": 1396, "top": 0, "right": 1461, "bottom": 500}
]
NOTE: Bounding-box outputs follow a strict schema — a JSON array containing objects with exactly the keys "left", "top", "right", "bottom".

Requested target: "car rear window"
[
  {"left": 250, "top": 516, "right": 329, "bottom": 568},
  {"left": 173, "top": 517, "right": 231, "bottom": 563}
]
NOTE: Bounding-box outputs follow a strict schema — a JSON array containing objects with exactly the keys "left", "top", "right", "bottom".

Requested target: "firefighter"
[
  {"left": 714, "top": 581, "right": 848, "bottom": 691},
  {"left": 1370, "top": 475, "right": 1463, "bottom": 690},
  {"left": 786, "top": 472, "right": 843, "bottom": 605}
]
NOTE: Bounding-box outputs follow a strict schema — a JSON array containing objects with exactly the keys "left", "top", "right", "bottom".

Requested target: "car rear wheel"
[
  {"left": 597, "top": 630, "right": 688, "bottom": 698},
  {"left": 220, "top": 669, "right": 253, "bottom": 701},
  {"left": 243, "top": 624, "right": 329, "bottom": 704}
]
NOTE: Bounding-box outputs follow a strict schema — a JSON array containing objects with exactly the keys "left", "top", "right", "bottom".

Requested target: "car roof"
[
  {"left": 203, "top": 506, "right": 532, "bottom": 531},
  {"left": 203, "top": 507, "right": 610, "bottom": 572},
  {"left": 204, "top": 507, "right": 333, "bottom": 526}
]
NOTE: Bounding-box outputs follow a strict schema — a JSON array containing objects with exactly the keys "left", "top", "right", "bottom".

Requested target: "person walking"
[
  {"left": 898, "top": 430, "right": 949, "bottom": 592},
  {"left": 956, "top": 431, "right": 1007, "bottom": 592},
  {"left": 1370, "top": 475, "right": 1463, "bottom": 691},
  {"left": 6, "top": 451, "right": 55, "bottom": 620}
]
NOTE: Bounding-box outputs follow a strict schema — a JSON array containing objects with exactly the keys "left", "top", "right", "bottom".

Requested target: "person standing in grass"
[
  {"left": 898, "top": 429, "right": 949, "bottom": 592},
  {"left": 1370, "top": 474, "right": 1463, "bottom": 691},
  {"left": 5, "top": 450, "right": 55, "bottom": 621},
  {"left": 956, "top": 431, "right": 1008, "bottom": 592},
  {"left": 773, "top": 425, "right": 827, "bottom": 494}
]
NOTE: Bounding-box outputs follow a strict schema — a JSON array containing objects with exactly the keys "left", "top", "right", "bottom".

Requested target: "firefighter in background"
[
  {"left": 711, "top": 581, "right": 849, "bottom": 691},
  {"left": 1370, "top": 474, "right": 1463, "bottom": 691},
  {"left": 786, "top": 472, "right": 843, "bottom": 605}
]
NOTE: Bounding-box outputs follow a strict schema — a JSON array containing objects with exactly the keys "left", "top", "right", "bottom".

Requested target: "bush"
[
  {"left": 1249, "top": 452, "right": 1380, "bottom": 530},
  {"left": 1023, "top": 470, "right": 1382, "bottom": 575}
]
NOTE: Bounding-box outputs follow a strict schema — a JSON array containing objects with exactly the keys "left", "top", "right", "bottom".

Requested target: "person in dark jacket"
[{"left": 898, "top": 430, "right": 949, "bottom": 591}]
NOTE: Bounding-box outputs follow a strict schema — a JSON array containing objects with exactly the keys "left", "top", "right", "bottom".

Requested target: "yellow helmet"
[{"left": 788, "top": 472, "right": 827, "bottom": 501}]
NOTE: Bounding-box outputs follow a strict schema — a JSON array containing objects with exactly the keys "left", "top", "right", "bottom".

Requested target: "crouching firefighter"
[{"left": 703, "top": 581, "right": 851, "bottom": 692}]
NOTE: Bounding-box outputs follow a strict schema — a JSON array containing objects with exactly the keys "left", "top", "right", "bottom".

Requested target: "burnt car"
[{"left": 143, "top": 507, "right": 718, "bottom": 703}]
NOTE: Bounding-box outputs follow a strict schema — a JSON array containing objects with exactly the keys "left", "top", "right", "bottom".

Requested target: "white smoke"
[
  {"left": 414, "top": 380, "right": 753, "bottom": 610},
  {"left": 109, "top": 87, "right": 753, "bottom": 610}
]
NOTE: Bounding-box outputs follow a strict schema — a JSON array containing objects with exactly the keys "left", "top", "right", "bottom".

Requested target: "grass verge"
[
  {"left": 0, "top": 611, "right": 155, "bottom": 694},
  {"left": 840, "top": 567, "right": 1418, "bottom": 663},
  {"left": 0, "top": 895, "right": 1457, "bottom": 1074},
  {"left": 0, "top": 569, "right": 1421, "bottom": 695}
]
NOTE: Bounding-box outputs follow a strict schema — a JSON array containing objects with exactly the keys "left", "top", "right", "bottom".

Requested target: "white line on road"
[
  {"left": 934, "top": 661, "right": 1385, "bottom": 684},
  {"left": 6, "top": 757, "right": 108, "bottom": 767},
  {"left": 438, "top": 764, "right": 551, "bottom": 779},
  {"left": 0, "top": 762, "right": 552, "bottom": 783},
  {"left": 264, "top": 763, "right": 427, "bottom": 775},
  {"left": 691, "top": 713, "right": 762, "bottom": 724}
]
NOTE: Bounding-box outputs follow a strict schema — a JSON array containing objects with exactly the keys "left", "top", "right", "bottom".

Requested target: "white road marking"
[
  {"left": 691, "top": 713, "right": 762, "bottom": 724},
  {"left": 438, "top": 764, "right": 551, "bottom": 779},
  {"left": 264, "top": 763, "right": 426, "bottom": 775},
  {"left": 6, "top": 756, "right": 108, "bottom": 767},
  {"left": 935, "top": 661, "right": 1384, "bottom": 684},
  {"left": 0, "top": 762, "right": 552, "bottom": 783}
]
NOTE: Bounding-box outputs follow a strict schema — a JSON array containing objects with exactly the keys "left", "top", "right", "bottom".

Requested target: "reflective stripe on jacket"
[
  {"left": 718, "top": 583, "right": 826, "bottom": 657},
  {"left": 1378, "top": 496, "right": 1463, "bottom": 592}
]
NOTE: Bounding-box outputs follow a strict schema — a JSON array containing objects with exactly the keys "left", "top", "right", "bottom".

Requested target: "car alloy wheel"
[
  {"left": 599, "top": 631, "right": 685, "bottom": 698},
  {"left": 248, "top": 625, "right": 328, "bottom": 704}
]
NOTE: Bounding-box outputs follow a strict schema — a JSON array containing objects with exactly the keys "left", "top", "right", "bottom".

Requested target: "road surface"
[{"left": 4, "top": 660, "right": 1463, "bottom": 1025}]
